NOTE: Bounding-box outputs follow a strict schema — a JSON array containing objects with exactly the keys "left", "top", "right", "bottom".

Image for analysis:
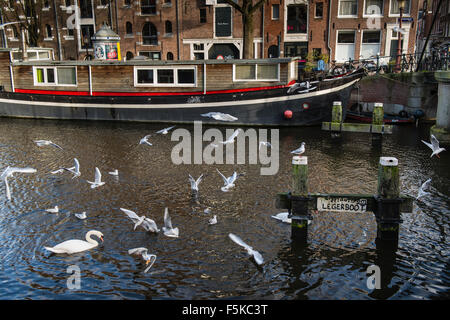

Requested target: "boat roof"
[{"left": 11, "top": 57, "right": 296, "bottom": 67}]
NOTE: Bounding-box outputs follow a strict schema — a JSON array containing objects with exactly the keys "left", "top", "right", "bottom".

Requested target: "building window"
[
  {"left": 339, "top": 0, "right": 358, "bottom": 16},
  {"left": 46, "top": 25, "right": 52, "bottom": 38},
  {"left": 390, "top": 0, "right": 410, "bottom": 15},
  {"left": 365, "top": 0, "right": 383, "bottom": 15},
  {"left": 81, "top": 25, "right": 94, "bottom": 49},
  {"left": 34, "top": 66, "right": 77, "bottom": 86},
  {"left": 193, "top": 43, "right": 205, "bottom": 60},
  {"left": 234, "top": 64, "right": 279, "bottom": 81},
  {"left": 142, "top": 22, "right": 158, "bottom": 45},
  {"left": 361, "top": 30, "right": 381, "bottom": 59},
  {"left": 200, "top": 8, "right": 207, "bottom": 23},
  {"left": 134, "top": 67, "right": 196, "bottom": 86},
  {"left": 165, "top": 20, "right": 172, "bottom": 34},
  {"left": 44, "top": 0, "right": 49, "bottom": 8},
  {"left": 100, "top": 0, "right": 108, "bottom": 6},
  {"left": 80, "top": 0, "right": 93, "bottom": 18},
  {"left": 215, "top": 6, "right": 232, "bottom": 37},
  {"left": 272, "top": 4, "right": 280, "bottom": 20},
  {"left": 141, "top": 0, "right": 156, "bottom": 15},
  {"left": 336, "top": 30, "right": 356, "bottom": 61},
  {"left": 65, "top": 0, "right": 71, "bottom": 7},
  {"left": 167, "top": 52, "right": 174, "bottom": 60},
  {"left": 287, "top": 4, "right": 307, "bottom": 34},
  {"left": 126, "top": 51, "right": 134, "bottom": 60},
  {"left": 315, "top": 2, "right": 323, "bottom": 18},
  {"left": 138, "top": 51, "right": 161, "bottom": 59},
  {"left": 126, "top": 21, "right": 133, "bottom": 35},
  {"left": 284, "top": 42, "right": 308, "bottom": 57},
  {"left": 124, "top": 0, "right": 131, "bottom": 6}
]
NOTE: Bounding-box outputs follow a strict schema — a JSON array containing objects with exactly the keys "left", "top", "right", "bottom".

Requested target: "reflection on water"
[{"left": 0, "top": 118, "right": 448, "bottom": 299}]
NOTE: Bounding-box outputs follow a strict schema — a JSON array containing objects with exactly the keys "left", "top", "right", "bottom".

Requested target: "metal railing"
[{"left": 328, "top": 50, "right": 449, "bottom": 76}]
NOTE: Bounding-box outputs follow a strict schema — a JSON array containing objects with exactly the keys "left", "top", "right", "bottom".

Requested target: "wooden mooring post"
[
  {"left": 322, "top": 102, "right": 392, "bottom": 143},
  {"left": 275, "top": 156, "right": 413, "bottom": 243}
]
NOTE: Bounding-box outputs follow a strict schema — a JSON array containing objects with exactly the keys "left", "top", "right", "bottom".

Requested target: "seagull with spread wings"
[
  {"left": 34, "top": 140, "right": 63, "bottom": 150},
  {"left": 120, "top": 208, "right": 160, "bottom": 233},
  {"left": 128, "top": 247, "right": 157, "bottom": 273},
  {"left": 422, "top": 134, "right": 446, "bottom": 158},
  {"left": 86, "top": 167, "right": 105, "bottom": 189},
  {"left": 228, "top": 233, "right": 264, "bottom": 265}
]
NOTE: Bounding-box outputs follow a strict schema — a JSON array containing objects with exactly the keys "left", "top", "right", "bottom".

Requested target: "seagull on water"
[
  {"left": 219, "top": 129, "right": 241, "bottom": 145},
  {"left": 156, "top": 126, "right": 176, "bottom": 135},
  {"left": 74, "top": 212, "right": 87, "bottom": 220},
  {"left": 139, "top": 135, "right": 153, "bottom": 146},
  {"left": 45, "top": 206, "right": 59, "bottom": 214},
  {"left": 34, "top": 140, "right": 63, "bottom": 150},
  {"left": 208, "top": 215, "right": 217, "bottom": 225},
  {"left": 416, "top": 178, "right": 432, "bottom": 200},
  {"left": 162, "top": 207, "right": 179, "bottom": 238},
  {"left": 120, "top": 208, "right": 160, "bottom": 233},
  {"left": 291, "top": 142, "right": 306, "bottom": 155},
  {"left": 188, "top": 174, "right": 204, "bottom": 193},
  {"left": 422, "top": 134, "right": 446, "bottom": 158},
  {"left": 1, "top": 166, "right": 37, "bottom": 200},
  {"left": 228, "top": 233, "right": 264, "bottom": 265},
  {"left": 216, "top": 169, "right": 240, "bottom": 192},
  {"left": 128, "top": 247, "right": 157, "bottom": 273}
]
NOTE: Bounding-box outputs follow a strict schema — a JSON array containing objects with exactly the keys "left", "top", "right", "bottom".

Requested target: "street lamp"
[{"left": 395, "top": 0, "right": 407, "bottom": 73}]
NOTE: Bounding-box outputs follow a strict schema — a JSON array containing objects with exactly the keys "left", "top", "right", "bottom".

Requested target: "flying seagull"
[
  {"left": 228, "top": 233, "right": 264, "bottom": 265},
  {"left": 259, "top": 141, "right": 272, "bottom": 150},
  {"left": 52, "top": 158, "right": 80, "bottom": 178},
  {"left": 1, "top": 166, "right": 37, "bottom": 200},
  {"left": 139, "top": 134, "right": 153, "bottom": 146},
  {"left": 162, "top": 207, "right": 179, "bottom": 238},
  {"left": 128, "top": 247, "right": 157, "bottom": 273},
  {"left": 188, "top": 174, "right": 204, "bottom": 193},
  {"left": 416, "top": 178, "right": 432, "bottom": 200},
  {"left": 422, "top": 134, "right": 446, "bottom": 158},
  {"left": 201, "top": 112, "right": 238, "bottom": 122},
  {"left": 291, "top": 142, "right": 306, "bottom": 155},
  {"left": 120, "top": 208, "right": 160, "bottom": 233},
  {"left": 87, "top": 167, "right": 105, "bottom": 189},
  {"left": 271, "top": 212, "right": 291, "bottom": 224},
  {"left": 34, "top": 140, "right": 63, "bottom": 150},
  {"left": 156, "top": 126, "right": 176, "bottom": 135},
  {"left": 108, "top": 169, "right": 119, "bottom": 176},
  {"left": 216, "top": 169, "right": 239, "bottom": 192},
  {"left": 219, "top": 129, "right": 241, "bottom": 145}
]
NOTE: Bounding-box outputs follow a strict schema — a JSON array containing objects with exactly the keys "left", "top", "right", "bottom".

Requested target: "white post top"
[
  {"left": 293, "top": 156, "right": 307, "bottom": 165},
  {"left": 333, "top": 101, "right": 342, "bottom": 106},
  {"left": 379, "top": 157, "right": 398, "bottom": 166},
  {"left": 374, "top": 102, "right": 383, "bottom": 107}
]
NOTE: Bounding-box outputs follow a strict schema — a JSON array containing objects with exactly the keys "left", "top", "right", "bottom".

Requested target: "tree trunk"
[{"left": 243, "top": 13, "right": 254, "bottom": 59}]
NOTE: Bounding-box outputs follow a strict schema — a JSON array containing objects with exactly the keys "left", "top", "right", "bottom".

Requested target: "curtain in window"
[
  {"left": 391, "top": 0, "right": 410, "bottom": 14},
  {"left": 257, "top": 64, "right": 278, "bottom": 80},
  {"left": 57, "top": 68, "right": 76, "bottom": 85},
  {"left": 235, "top": 65, "right": 256, "bottom": 80},
  {"left": 339, "top": 0, "right": 357, "bottom": 15}
]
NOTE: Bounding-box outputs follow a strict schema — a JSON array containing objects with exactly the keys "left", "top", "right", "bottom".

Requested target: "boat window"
[
  {"left": 234, "top": 64, "right": 279, "bottom": 81},
  {"left": 137, "top": 69, "right": 154, "bottom": 83},
  {"left": 157, "top": 69, "right": 174, "bottom": 84},
  {"left": 33, "top": 66, "right": 77, "bottom": 86},
  {"left": 177, "top": 69, "right": 195, "bottom": 84},
  {"left": 134, "top": 67, "right": 196, "bottom": 87}
]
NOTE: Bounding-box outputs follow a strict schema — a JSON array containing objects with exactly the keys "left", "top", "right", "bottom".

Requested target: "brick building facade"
[{"left": 0, "top": 0, "right": 421, "bottom": 64}]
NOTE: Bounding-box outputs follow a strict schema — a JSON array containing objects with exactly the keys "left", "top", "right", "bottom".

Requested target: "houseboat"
[{"left": 0, "top": 47, "right": 363, "bottom": 127}]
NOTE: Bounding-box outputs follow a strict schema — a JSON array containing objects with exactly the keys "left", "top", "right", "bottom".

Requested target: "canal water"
[{"left": 0, "top": 118, "right": 448, "bottom": 300}]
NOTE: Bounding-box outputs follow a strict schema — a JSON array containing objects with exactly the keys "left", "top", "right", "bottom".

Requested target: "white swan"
[{"left": 44, "top": 230, "right": 104, "bottom": 254}]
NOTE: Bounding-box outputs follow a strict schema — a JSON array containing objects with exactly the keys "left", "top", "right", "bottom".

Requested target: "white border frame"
[
  {"left": 232, "top": 63, "right": 280, "bottom": 82},
  {"left": 359, "top": 29, "right": 382, "bottom": 59},
  {"left": 32, "top": 66, "right": 78, "bottom": 87},
  {"left": 134, "top": 66, "right": 197, "bottom": 87}
]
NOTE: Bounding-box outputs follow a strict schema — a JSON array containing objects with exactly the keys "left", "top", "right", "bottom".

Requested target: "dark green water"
[{"left": 0, "top": 118, "right": 448, "bottom": 299}]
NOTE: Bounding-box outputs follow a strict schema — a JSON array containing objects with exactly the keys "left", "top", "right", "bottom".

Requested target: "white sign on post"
[{"left": 317, "top": 197, "right": 368, "bottom": 213}]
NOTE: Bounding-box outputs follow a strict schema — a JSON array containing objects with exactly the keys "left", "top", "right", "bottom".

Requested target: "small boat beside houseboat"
[{"left": 0, "top": 46, "right": 363, "bottom": 127}]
